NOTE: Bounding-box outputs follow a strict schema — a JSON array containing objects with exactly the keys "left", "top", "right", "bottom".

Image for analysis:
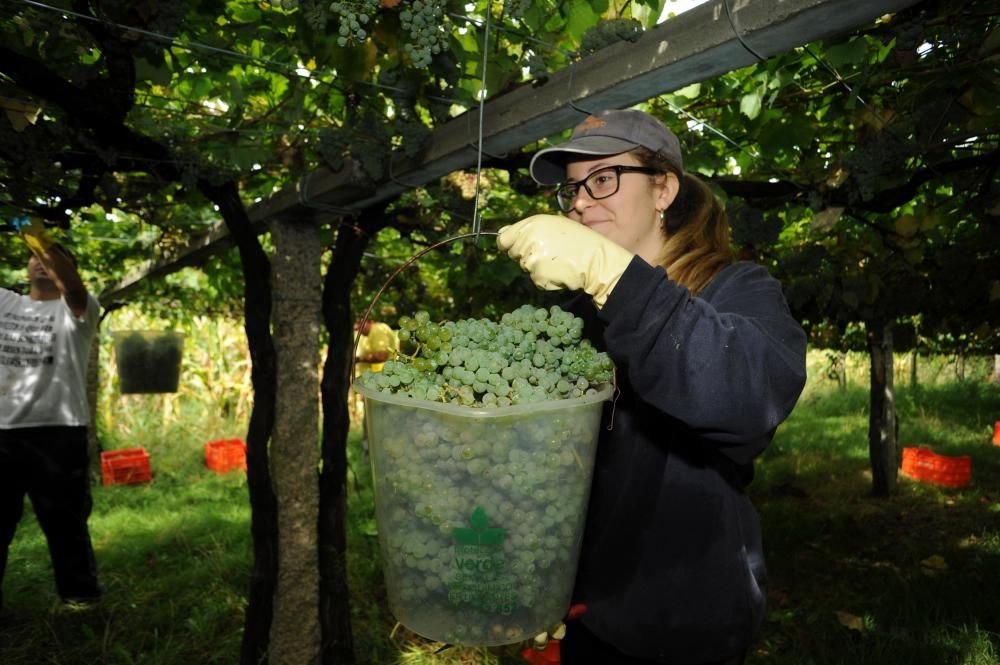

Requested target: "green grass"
[
  {"left": 0, "top": 465, "right": 251, "bottom": 663},
  {"left": 753, "top": 380, "right": 1000, "bottom": 665},
  {"left": 2, "top": 367, "right": 998, "bottom": 664}
]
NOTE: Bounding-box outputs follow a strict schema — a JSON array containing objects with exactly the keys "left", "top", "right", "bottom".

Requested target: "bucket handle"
[
  {"left": 352, "top": 230, "right": 621, "bottom": 430},
  {"left": 351, "top": 231, "right": 499, "bottom": 385}
]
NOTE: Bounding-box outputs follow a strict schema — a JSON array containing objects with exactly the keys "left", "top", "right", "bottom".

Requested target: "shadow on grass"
[{"left": 751, "top": 383, "right": 1000, "bottom": 665}]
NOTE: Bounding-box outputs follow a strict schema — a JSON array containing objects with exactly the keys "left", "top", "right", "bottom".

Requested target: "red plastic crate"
[
  {"left": 205, "top": 438, "right": 247, "bottom": 473},
  {"left": 101, "top": 448, "right": 152, "bottom": 486},
  {"left": 992, "top": 421, "right": 1000, "bottom": 446},
  {"left": 900, "top": 446, "right": 971, "bottom": 488}
]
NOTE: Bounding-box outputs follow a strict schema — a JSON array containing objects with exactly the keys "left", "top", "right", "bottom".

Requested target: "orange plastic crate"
[
  {"left": 900, "top": 447, "right": 971, "bottom": 488},
  {"left": 205, "top": 438, "right": 247, "bottom": 473},
  {"left": 101, "top": 448, "right": 152, "bottom": 486},
  {"left": 993, "top": 421, "right": 1000, "bottom": 446}
]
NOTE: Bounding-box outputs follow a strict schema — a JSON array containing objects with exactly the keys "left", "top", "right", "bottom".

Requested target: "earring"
[{"left": 658, "top": 209, "right": 666, "bottom": 223}]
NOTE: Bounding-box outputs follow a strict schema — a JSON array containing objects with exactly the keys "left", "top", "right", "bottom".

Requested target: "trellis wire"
[
  {"left": 722, "top": 0, "right": 768, "bottom": 64},
  {"left": 470, "top": 2, "right": 493, "bottom": 245}
]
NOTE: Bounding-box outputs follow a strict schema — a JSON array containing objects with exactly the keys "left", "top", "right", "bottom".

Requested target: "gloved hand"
[
  {"left": 520, "top": 604, "right": 587, "bottom": 664},
  {"left": 496, "top": 215, "right": 633, "bottom": 309},
  {"left": 520, "top": 622, "right": 565, "bottom": 664},
  {"left": 14, "top": 216, "right": 56, "bottom": 254}
]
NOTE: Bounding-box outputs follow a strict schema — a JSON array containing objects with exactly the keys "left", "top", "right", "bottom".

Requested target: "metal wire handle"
[{"left": 351, "top": 231, "right": 500, "bottom": 384}]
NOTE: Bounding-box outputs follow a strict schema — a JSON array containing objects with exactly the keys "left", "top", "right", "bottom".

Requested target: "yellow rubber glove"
[
  {"left": 496, "top": 214, "right": 633, "bottom": 309},
  {"left": 17, "top": 217, "right": 56, "bottom": 254}
]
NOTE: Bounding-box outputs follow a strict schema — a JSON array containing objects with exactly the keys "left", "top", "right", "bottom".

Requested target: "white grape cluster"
[
  {"left": 302, "top": 0, "right": 327, "bottom": 30},
  {"left": 357, "top": 305, "right": 613, "bottom": 407},
  {"left": 579, "top": 17, "right": 644, "bottom": 55},
  {"left": 329, "top": 0, "right": 377, "bottom": 46},
  {"left": 399, "top": 1, "right": 445, "bottom": 68},
  {"left": 367, "top": 382, "right": 606, "bottom": 644},
  {"left": 270, "top": 0, "right": 299, "bottom": 9}
]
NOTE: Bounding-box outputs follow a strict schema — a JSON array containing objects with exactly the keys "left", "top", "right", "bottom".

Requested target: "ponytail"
[
  {"left": 655, "top": 173, "right": 733, "bottom": 296},
  {"left": 631, "top": 147, "right": 733, "bottom": 295}
]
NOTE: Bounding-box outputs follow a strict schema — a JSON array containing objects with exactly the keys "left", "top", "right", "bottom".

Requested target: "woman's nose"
[{"left": 572, "top": 188, "right": 595, "bottom": 214}]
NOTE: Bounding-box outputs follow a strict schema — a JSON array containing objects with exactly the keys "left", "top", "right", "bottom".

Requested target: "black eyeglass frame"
[{"left": 553, "top": 165, "right": 663, "bottom": 213}]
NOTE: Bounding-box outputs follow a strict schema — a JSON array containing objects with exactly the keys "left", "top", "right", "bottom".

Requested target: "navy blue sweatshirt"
[{"left": 566, "top": 257, "right": 807, "bottom": 664}]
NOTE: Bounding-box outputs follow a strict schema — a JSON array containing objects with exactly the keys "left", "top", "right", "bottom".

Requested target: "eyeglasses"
[{"left": 554, "top": 165, "right": 662, "bottom": 213}]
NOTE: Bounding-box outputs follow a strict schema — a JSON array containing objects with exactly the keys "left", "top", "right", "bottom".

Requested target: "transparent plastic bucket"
[
  {"left": 112, "top": 331, "right": 184, "bottom": 394},
  {"left": 355, "top": 381, "right": 611, "bottom": 647}
]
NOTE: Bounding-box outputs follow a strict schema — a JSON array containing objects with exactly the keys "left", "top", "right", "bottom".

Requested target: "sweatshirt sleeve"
[{"left": 598, "top": 257, "right": 807, "bottom": 447}]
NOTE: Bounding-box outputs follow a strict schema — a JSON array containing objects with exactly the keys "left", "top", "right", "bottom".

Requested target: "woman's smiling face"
[{"left": 563, "top": 151, "right": 678, "bottom": 264}]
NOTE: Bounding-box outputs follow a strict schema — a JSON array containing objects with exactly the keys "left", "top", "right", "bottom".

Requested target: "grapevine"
[{"left": 845, "top": 124, "right": 917, "bottom": 202}]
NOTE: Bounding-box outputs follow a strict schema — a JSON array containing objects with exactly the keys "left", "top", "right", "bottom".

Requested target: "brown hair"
[{"left": 632, "top": 147, "right": 733, "bottom": 295}]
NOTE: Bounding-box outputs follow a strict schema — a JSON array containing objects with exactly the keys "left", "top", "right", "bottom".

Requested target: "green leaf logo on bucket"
[
  {"left": 453, "top": 506, "right": 504, "bottom": 546},
  {"left": 448, "top": 507, "right": 517, "bottom": 614}
]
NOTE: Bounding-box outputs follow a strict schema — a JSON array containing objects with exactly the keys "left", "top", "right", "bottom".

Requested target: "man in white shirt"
[{"left": 1, "top": 220, "right": 102, "bottom": 610}]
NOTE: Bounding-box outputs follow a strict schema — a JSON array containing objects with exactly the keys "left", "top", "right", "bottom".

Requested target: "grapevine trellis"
[{"left": 97, "top": 0, "right": 926, "bottom": 304}]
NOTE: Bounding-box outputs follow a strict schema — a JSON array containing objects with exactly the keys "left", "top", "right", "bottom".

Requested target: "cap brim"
[{"left": 529, "top": 136, "right": 639, "bottom": 185}]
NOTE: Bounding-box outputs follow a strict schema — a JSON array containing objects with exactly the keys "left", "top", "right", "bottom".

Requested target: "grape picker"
[
  {"left": 0, "top": 218, "right": 103, "bottom": 611},
  {"left": 353, "top": 318, "right": 400, "bottom": 441},
  {"left": 355, "top": 318, "right": 399, "bottom": 374},
  {"left": 498, "top": 109, "right": 807, "bottom": 665}
]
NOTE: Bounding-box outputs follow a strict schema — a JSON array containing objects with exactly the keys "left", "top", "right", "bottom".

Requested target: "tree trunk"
[
  {"left": 200, "top": 181, "right": 279, "bottom": 665},
  {"left": 837, "top": 350, "right": 847, "bottom": 390},
  {"left": 269, "top": 219, "right": 323, "bottom": 664},
  {"left": 867, "top": 320, "right": 897, "bottom": 497},
  {"left": 910, "top": 348, "right": 918, "bottom": 388},
  {"left": 319, "top": 208, "right": 387, "bottom": 665},
  {"left": 956, "top": 351, "right": 965, "bottom": 381},
  {"left": 993, "top": 354, "right": 1000, "bottom": 385}
]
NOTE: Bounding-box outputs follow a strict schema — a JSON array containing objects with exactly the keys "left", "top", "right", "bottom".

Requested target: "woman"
[{"left": 498, "top": 109, "right": 807, "bottom": 665}]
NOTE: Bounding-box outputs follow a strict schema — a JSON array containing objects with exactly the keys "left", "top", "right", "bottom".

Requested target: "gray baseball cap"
[{"left": 529, "top": 109, "right": 684, "bottom": 185}]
